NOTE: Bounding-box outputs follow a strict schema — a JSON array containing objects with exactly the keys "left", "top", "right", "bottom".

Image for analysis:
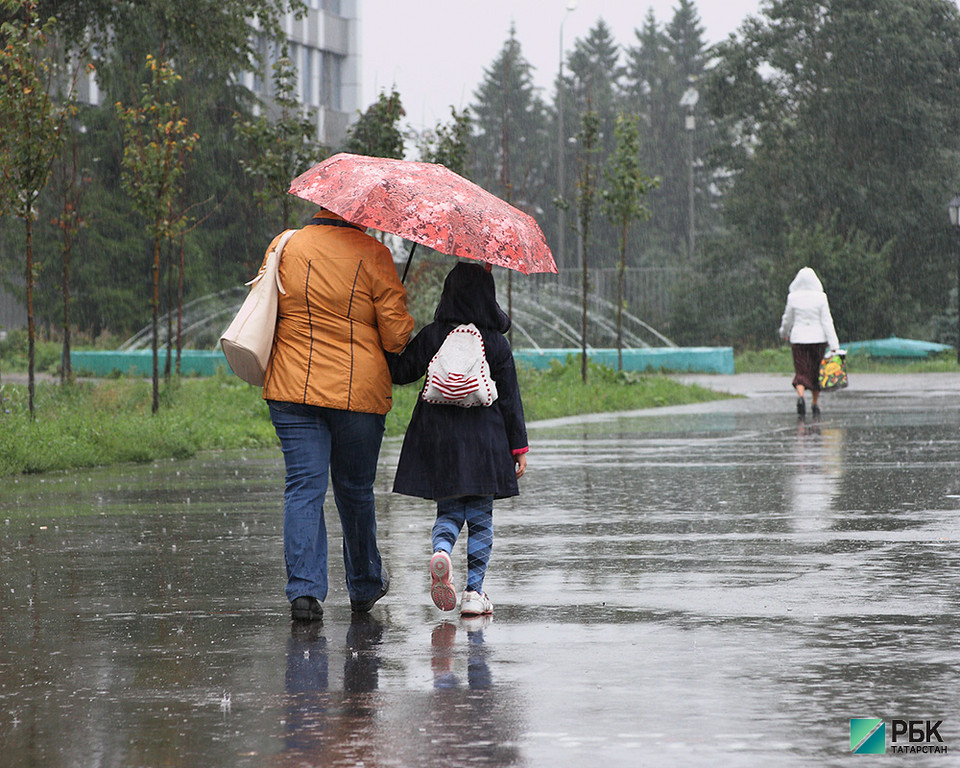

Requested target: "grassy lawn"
[
  {"left": 3, "top": 340, "right": 954, "bottom": 477},
  {"left": 0, "top": 358, "right": 726, "bottom": 477},
  {"left": 735, "top": 347, "right": 959, "bottom": 374}
]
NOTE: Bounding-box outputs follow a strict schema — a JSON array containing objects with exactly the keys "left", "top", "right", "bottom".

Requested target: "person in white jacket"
[{"left": 779, "top": 267, "right": 840, "bottom": 417}]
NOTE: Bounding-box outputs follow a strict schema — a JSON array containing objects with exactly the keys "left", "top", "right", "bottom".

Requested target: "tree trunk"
[
  {"left": 177, "top": 235, "right": 184, "bottom": 377},
  {"left": 580, "top": 227, "right": 588, "bottom": 384},
  {"left": 617, "top": 225, "right": 627, "bottom": 372},
  {"left": 26, "top": 216, "right": 35, "bottom": 418},
  {"left": 152, "top": 237, "right": 161, "bottom": 414},
  {"left": 62, "top": 228, "right": 72, "bottom": 384},
  {"left": 164, "top": 240, "right": 172, "bottom": 381},
  {"left": 24, "top": 215, "right": 36, "bottom": 419}
]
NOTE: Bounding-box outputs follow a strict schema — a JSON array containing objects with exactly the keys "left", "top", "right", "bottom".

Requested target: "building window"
[
  {"left": 321, "top": 51, "right": 342, "bottom": 111},
  {"left": 323, "top": 0, "right": 341, "bottom": 15},
  {"left": 302, "top": 46, "right": 316, "bottom": 106},
  {"left": 253, "top": 34, "right": 267, "bottom": 96}
]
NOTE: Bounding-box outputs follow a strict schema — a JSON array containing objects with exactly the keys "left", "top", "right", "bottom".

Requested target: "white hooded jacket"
[{"left": 779, "top": 267, "right": 840, "bottom": 350}]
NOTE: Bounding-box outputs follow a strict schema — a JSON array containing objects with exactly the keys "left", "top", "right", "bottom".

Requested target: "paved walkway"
[
  {"left": 1, "top": 370, "right": 958, "bottom": 767},
  {"left": 674, "top": 370, "right": 960, "bottom": 397}
]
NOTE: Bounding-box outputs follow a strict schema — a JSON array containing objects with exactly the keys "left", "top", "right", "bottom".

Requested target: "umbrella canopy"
[{"left": 288, "top": 153, "right": 557, "bottom": 275}]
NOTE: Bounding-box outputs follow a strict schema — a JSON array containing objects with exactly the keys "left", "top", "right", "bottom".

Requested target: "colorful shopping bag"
[{"left": 818, "top": 352, "right": 848, "bottom": 391}]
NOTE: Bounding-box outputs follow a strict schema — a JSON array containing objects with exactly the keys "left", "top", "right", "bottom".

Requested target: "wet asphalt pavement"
[{"left": 1, "top": 373, "right": 959, "bottom": 767}]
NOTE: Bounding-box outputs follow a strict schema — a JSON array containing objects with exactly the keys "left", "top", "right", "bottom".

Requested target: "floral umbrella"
[{"left": 288, "top": 153, "right": 557, "bottom": 276}]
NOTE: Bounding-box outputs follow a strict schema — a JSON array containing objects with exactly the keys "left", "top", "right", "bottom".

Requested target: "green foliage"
[
  {"left": 601, "top": 114, "right": 657, "bottom": 231},
  {"left": 601, "top": 113, "right": 658, "bottom": 366},
  {"left": 2, "top": 0, "right": 297, "bottom": 345},
  {"left": 0, "top": 360, "right": 727, "bottom": 476},
  {"left": 5, "top": 0, "right": 959, "bottom": 364},
  {"left": 469, "top": 26, "right": 551, "bottom": 211},
  {"left": 401, "top": 257, "right": 449, "bottom": 330},
  {"left": 0, "top": 0, "right": 81, "bottom": 414},
  {"left": 417, "top": 107, "right": 472, "bottom": 175},
  {"left": 0, "top": 330, "right": 60, "bottom": 373},
  {"left": 0, "top": 375, "right": 277, "bottom": 475},
  {"left": 235, "top": 50, "right": 324, "bottom": 230},
  {"left": 781, "top": 223, "right": 894, "bottom": 341},
  {"left": 115, "top": 53, "right": 199, "bottom": 411},
  {"left": 343, "top": 88, "right": 405, "bottom": 159},
  {"left": 0, "top": 0, "right": 72, "bottom": 221},
  {"left": 115, "top": 54, "right": 198, "bottom": 244},
  {"left": 705, "top": 0, "right": 960, "bottom": 329}
]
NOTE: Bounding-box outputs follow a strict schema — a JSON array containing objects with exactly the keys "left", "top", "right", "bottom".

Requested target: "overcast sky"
[{"left": 359, "top": 0, "right": 765, "bottom": 133}]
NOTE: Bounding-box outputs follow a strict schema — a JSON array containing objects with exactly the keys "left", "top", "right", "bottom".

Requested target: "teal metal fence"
[{"left": 72, "top": 346, "right": 734, "bottom": 378}]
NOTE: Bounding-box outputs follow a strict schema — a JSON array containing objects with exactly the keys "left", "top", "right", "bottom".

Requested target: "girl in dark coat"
[{"left": 389, "top": 262, "right": 528, "bottom": 616}]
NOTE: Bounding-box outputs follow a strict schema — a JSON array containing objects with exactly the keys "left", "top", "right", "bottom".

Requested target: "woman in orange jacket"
[{"left": 262, "top": 209, "right": 414, "bottom": 621}]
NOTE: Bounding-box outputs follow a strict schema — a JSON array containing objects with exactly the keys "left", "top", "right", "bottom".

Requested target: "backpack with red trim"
[{"left": 421, "top": 323, "right": 499, "bottom": 407}]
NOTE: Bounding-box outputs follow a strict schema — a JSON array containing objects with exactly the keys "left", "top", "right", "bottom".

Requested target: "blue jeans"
[{"left": 268, "top": 401, "right": 386, "bottom": 605}]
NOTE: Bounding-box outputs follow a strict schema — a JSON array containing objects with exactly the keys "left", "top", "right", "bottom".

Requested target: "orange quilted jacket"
[{"left": 261, "top": 210, "right": 414, "bottom": 414}]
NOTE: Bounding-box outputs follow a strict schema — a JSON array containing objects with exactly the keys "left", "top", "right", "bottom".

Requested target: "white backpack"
[{"left": 421, "top": 323, "right": 499, "bottom": 407}]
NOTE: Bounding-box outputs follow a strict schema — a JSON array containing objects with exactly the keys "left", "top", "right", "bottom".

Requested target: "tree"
[
  {"left": 0, "top": 0, "right": 79, "bottom": 416},
  {"left": 10, "top": 0, "right": 302, "bottom": 344},
  {"left": 116, "top": 54, "right": 198, "bottom": 413},
  {"left": 563, "top": 20, "right": 622, "bottom": 270},
  {"left": 601, "top": 113, "right": 658, "bottom": 369},
  {"left": 51, "top": 109, "right": 90, "bottom": 384},
  {"left": 575, "top": 108, "right": 601, "bottom": 383},
  {"left": 470, "top": 27, "right": 552, "bottom": 335},
  {"left": 705, "top": 0, "right": 960, "bottom": 335},
  {"left": 417, "top": 106, "right": 472, "bottom": 176},
  {"left": 623, "top": 1, "right": 715, "bottom": 264},
  {"left": 344, "top": 88, "right": 406, "bottom": 159},
  {"left": 236, "top": 47, "right": 323, "bottom": 231},
  {"left": 469, "top": 27, "right": 552, "bottom": 233}
]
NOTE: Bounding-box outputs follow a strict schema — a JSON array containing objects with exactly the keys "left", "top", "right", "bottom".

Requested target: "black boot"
[{"left": 291, "top": 596, "right": 324, "bottom": 622}]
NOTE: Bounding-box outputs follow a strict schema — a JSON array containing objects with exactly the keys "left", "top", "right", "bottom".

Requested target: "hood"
[
  {"left": 434, "top": 262, "right": 511, "bottom": 333},
  {"left": 789, "top": 267, "right": 825, "bottom": 294}
]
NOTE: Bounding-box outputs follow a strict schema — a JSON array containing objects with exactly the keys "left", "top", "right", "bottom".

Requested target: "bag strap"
[{"left": 246, "top": 229, "right": 298, "bottom": 294}]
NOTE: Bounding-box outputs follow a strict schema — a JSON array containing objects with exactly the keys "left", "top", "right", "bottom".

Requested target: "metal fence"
[
  {"left": 519, "top": 266, "right": 686, "bottom": 326},
  {"left": 505, "top": 266, "right": 687, "bottom": 349}
]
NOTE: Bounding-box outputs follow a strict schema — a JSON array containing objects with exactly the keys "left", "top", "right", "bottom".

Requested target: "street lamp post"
[
  {"left": 680, "top": 87, "right": 699, "bottom": 261},
  {"left": 947, "top": 196, "right": 960, "bottom": 364},
  {"left": 557, "top": 0, "right": 576, "bottom": 270}
]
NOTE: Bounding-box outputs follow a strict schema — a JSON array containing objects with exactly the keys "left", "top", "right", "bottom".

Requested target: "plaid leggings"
[{"left": 432, "top": 495, "right": 494, "bottom": 594}]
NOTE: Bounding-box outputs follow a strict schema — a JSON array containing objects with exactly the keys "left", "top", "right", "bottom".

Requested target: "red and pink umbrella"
[{"left": 288, "top": 152, "right": 557, "bottom": 277}]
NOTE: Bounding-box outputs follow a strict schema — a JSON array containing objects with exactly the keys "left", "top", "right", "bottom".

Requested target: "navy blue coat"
[{"left": 389, "top": 263, "right": 528, "bottom": 500}]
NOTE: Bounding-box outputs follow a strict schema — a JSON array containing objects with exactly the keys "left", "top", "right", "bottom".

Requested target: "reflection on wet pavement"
[{"left": 1, "top": 380, "right": 959, "bottom": 766}]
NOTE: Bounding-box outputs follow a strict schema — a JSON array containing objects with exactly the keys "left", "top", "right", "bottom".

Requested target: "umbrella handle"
[{"left": 401, "top": 242, "right": 418, "bottom": 283}]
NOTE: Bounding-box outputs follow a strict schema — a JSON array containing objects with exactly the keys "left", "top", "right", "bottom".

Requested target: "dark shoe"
[
  {"left": 811, "top": 404, "right": 821, "bottom": 417},
  {"left": 796, "top": 397, "right": 806, "bottom": 416},
  {"left": 351, "top": 566, "right": 390, "bottom": 613},
  {"left": 291, "top": 595, "right": 323, "bottom": 622}
]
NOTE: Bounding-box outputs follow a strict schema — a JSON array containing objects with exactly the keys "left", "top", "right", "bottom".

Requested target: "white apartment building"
[{"left": 241, "top": 0, "right": 360, "bottom": 147}]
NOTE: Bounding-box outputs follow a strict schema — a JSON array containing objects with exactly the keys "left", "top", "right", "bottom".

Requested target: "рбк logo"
[{"left": 850, "top": 718, "right": 885, "bottom": 754}]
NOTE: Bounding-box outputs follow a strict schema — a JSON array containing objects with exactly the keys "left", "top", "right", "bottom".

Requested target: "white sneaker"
[
  {"left": 460, "top": 589, "right": 493, "bottom": 616},
  {"left": 430, "top": 551, "right": 457, "bottom": 611}
]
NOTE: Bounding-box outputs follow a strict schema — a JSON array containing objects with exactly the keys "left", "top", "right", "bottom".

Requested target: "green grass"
[
  {"left": 735, "top": 347, "right": 959, "bottom": 374},
  {"left": 0, "top": 358, "right": 725, "bottom": 477}
]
